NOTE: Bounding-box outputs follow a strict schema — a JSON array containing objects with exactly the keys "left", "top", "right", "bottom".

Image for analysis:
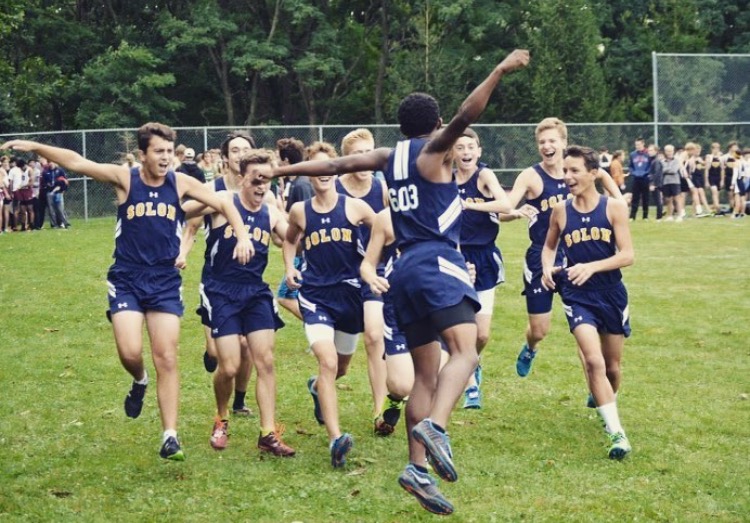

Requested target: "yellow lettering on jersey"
[
  {"left": 135, "top": 202, "right": 145, "bottom": 217},
  {"left": 125, "top": 202, "right": 177, "bottom": 221},
  {"left": 465, "top": 197, "right": 486, "bottom": 204},
  {"left": 144, "top": 201, "right": 156, "bottom": 216},
  {"left": 564, "top": 227, "right": 612, "bottom": 247},
  {"left": 224, "top": 225, "right": 234, "bottom": 239},
  {"left": 157, "top": 202, "right": 167, "bottom": 217},
  {"left": 305, "top": 227, "right": 353, "bottom": 250}
]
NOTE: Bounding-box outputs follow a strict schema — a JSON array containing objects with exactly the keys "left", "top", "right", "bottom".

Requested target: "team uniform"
[
  {"left": 522, "top": 164, "right": 571, "bottom": 314},
  {"left": 380, "top": 241, "right": 407, "bottom": 356},
  {"left": 336, "top": 176, "right": 386, "bottom": 302},
  {"left": 457, "top": 163, "right": 504, "bottom": 311},
  {"left": 297, "top": 195, "right": 365, "bottom": 338},
  {"left": 196, "top": 176, "right": 228, "bottom": 326},
  {"left": 706, "top": 155, "right": 723, "bottom": 188},
  {"left": 723, "top": 153, "right": 738, "bottom": 192},
  {"left": 383, "top": 138, "right": 479, "bottom": 333},
  {"left": 107, "top": 168, "right": 185, "bottom": 317},
  {"left": 202, "top": 195, "right": 283, "bottom": 338},
  {"left": 557, "top": 196, "right": 630, "bottom": 337},
  {"left": 278, "top": 178, "right": 313, "bottom": 302},
  {"left": 690, "top": 156, "right": 705, "bottom": 189}
]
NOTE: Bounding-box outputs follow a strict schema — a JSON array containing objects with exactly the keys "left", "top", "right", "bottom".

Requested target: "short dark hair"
[
  {"left": 221, "top": 131, "right": 256, "bottom": 159},
  {"left": 276, "top": 137, "right": 305, "bottom": 165},
  {"left": 137, "top": 122, "right": 176, "bottom": 153},
  {"left": 564, "top": 145, "right": 599, "bottom": 171},
  {"left": 398, "top": 93, "right": 440, "bottom": 138},
  {"left": 16, "top": 158, "right": 27, "bottom": 168}
]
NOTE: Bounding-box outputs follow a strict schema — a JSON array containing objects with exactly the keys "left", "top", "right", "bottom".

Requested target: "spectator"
[
  {"left": 732, "top": 147, "right": 750, "bottom": 218},
  {"left": 0, "top": 156, "right": 9, "bottom": 233},
  {"left": 197, "top": 150, "right": 216, "bottom": 182},
  {"left": 176, "top": 148, "right": 206, "bottom": 183},
  {"left": 121, "top": 152, "right": 141, "bottom": 169},
  {"left": 660, "top": 144, "right": 683, "bottom": 222},
  {"left": 49, "top": 163, "right": 71, "bottom": 228},
  {"left": 647, "top": 144, "right": 664, "bottom": 220},
  {"left": 173, "top": 143, "right": 186, "bottom": 171},
  {"left": 599, "top": 146, "right": 612, "bottom": 174},
  {"left": 628, "top": 137, "right": 653, "bottom": 221},
  {"left": 704, "top": 142, "right": 723, "bottom": 214},
  {"left": 10, "top": 158, "right": 33, "bottom": 231},
  {"left": 35, "top": 157, "right": 50, "bottom": 229}
]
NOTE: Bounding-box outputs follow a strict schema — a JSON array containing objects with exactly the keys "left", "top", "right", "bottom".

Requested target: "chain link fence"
[
  {"left": 652, "top": 52, "right": 750, "bottom": 148},
  {"left": 1, "top": 123, "right": 657, "bottom": 220}
]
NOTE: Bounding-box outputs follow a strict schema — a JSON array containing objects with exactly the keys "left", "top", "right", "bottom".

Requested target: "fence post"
[
  {"left": 318, "top": 125, "right": 323, "bottom": 143},
  {"left": 82, "top": 130, "right": 89, "bottom": 221},
  {"left": 652, "top": 51, "right": 659, "bottom": 146},
  {"left": 203, "top": 127, "right": 208, "bottom": 153}
]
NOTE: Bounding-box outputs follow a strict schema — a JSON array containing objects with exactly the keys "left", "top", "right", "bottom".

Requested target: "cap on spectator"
[{"left": 184, "top": 148, "right": 195, "bottom": 159}]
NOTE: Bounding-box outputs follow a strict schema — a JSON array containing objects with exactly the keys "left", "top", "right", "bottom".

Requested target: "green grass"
[{"left": 0, "top": 215, "right": 748, "bottom": 522}]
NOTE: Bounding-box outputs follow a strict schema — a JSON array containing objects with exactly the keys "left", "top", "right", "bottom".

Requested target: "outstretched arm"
[
  {"left": 259, "top": 149, "right": 392, "bottom": 180},
  {"left": 360, "top": 209, "right": 392, "bottom": 295},
  {"left": 424, "top": 50, "right": 530, "bottom": 159},
  {"left": 2, "top": 140, "right": 128, "bottom": 196}
]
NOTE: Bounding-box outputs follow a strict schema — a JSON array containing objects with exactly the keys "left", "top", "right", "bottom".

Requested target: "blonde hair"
[
  {"left": 305, "top": 141, "right": 338, "bottom": 160},
  {"left": 341, "top": 128, "right": 374, "bottom": 156},
  {"left": 535, "top": 117, "right": 568, "bottom": 141}
]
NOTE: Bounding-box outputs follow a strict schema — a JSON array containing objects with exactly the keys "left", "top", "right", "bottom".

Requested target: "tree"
[
  {"left": 75, "top": 42, "right": 182, "bottom": 128},
  {"left": 523, "top": 0, "right": 611, "bottom": 122}
]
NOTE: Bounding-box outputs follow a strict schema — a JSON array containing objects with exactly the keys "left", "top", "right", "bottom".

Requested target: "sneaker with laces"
[
  {"left": 258, "top": 428, "right": 295, "bottom": 457},
  {"left": 586, "top": 393, "right": 597, "bottom": 409},
  {"left": 330, "top": 433, "right": 353, "bottom": 468},
  {"left": 474, "top": 363, "right": 483, "bottom": 387},
  {"left": 159, "top": 436, "right": 185, "bottom": 461},
  {"left": 232, "top": 405, "right": 253, "bottom": 417},
  {"left": 608, "top": 432, "right": 632, "bottom": 460},
  {"left": 375, "top": 397, "right": 404, "bottom": 436},
  {"left": 463, "top": 386, "right": 481, "bottom": 409},
  {"left": 398, "top": 463, "right": 454, "bottom": 516},
  {"left": 203, "top": 350, "right": 218, "bottom": 373},
  {"left": 516, "top": 344, "right": 537, "bottom": 377},
  {"left": 307, "top": 376, "right": 324, "bottom": 425},
  {"left": 210, "top": 418, "right": 229, "bottom": 450},
  {"left": 124, "top": 381, "right": 147, "bottom": 419},
  {"left": 412, "top": 419, "right": 457, "bottom": 482}
]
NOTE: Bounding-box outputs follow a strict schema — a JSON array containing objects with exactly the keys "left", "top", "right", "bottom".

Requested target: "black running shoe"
[
  {"left": 124, "top": 381, "right": 147, "bottom": 419},
  {"left": 203, "top": 350, "right": 218, "bottom": 373}
]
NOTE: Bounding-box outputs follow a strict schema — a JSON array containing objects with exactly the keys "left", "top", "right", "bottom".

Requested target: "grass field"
[{"left": 0, "top": 214, "right": 748, "bottom": 522}]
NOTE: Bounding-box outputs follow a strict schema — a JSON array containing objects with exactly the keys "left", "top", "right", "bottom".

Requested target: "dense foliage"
[{"left": 1, "top": 0, "right": 748, "bottom": 131}]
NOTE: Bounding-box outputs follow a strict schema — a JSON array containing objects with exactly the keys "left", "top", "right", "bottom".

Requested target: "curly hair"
[{"left": 397, "top": 93, "right": 440, "bottom": 138}]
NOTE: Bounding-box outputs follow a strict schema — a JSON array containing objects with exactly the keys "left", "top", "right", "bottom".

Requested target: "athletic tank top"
[
  {"left": 114, "top": 168, "right": 184, "bottom": 267},
  {"left": 301, "top": 194, "right": 361, "bottom": 287},
  {"left": 526, "top": 164, "right": 570, "bottom": 247},
  {"left": 335, "top": 175, "right": 385, "bottom": 249},
  {"left": 208, "top": 195, "right": 271, "bottom": 283},
  {"left": 202, "top": 176, "right": 230, "bottom": 277},
  {"left": 457, "top": 163, "right": 499, "bottom": 247},
  {"left": 724, "top": 153, "right": 738, "bottom": 180},
  {"left": 383, "top": 138, "right": 462, "bottom": 250},
  {"left": 707, "top": 155, "right": 722, "bottom": 178},
  {"left": 561, "top": 196, "right": 621, "bottom": 290}
]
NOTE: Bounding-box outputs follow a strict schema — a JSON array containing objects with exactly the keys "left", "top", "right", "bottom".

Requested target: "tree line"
[{"left": 1, "top": 0, "right": 748, "bottom": 133}]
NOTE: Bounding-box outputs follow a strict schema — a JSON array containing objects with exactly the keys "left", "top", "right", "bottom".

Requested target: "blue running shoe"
[
  {"left": 330, "top": 433, "right": 353, "bottom": 468},
  {"left": 307, "top": 376, "right": 324, "bottom": 425},
  {"left": 586, "top": 393, "right": 597, "bottom": 408},
  {"left": 398, "top": 464, "right": 454, "bottom": 516},
  {"left": 463, "top": 386, "right": 481, "bottom": 409},
  {"left": 473, "top": 363, "right": 483, "bottom": 387},
  {"left": 516, "top": 344, "right": 537, "bottom": 377},
  {"left": 608, "top": 432, "right": 632, "bottom": 460},
  {"left": 124, "top": 381, "right": 147, "bottom": 419},
  {"left": 412, "top": 419, "right": 457, "bottom": 482},
  {"left": 159, "top": 436, "right": 185, "bottom": 461}
]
